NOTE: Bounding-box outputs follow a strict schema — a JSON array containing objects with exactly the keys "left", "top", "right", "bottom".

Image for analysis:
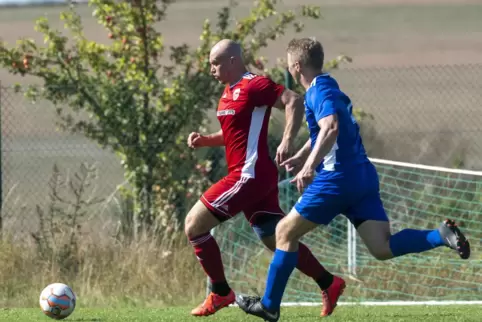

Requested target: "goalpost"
[{"left": 210, "top": 158, "right": 482, "bottom": 306}]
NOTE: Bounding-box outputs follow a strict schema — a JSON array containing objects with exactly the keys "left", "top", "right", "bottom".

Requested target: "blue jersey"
[
  {"left": 295, "top": 74, "right": 387, "bottom": 226},
  {"left": 304, "top": 74, "right": 369, "bottom": 173}
]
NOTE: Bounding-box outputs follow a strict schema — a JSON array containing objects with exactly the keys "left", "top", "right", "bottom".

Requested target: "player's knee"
[
  {"left": 184, "top": 212, "right": 197, "bottom": 239},
  {"left": 357, "top": 220, "right": 393, "bottom": 260},
  {"left": 184, "top": 201, "right": 220, "bottom": 239},
  {"left": 275, "top": 217, "right": 296, "bottom": 245},
  {"left": 371, "top": 251, "right": 392, "bottom": 261},
  {"left": 184, "top": 213, "right": 210, "bottom": 239},
  {"left": 184, "top": 203, "right": 206, "bottom": 239},
  {"left": 367, "top": 244, "right": 392, "bottom": 261}
]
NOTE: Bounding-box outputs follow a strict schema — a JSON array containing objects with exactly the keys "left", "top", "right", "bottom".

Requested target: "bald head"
[
  {"left": 209, "top": 39, "right": 247, "bottom": 85},
  {"left": 210, "top": 39, "right": 243, "bottom": 61}
]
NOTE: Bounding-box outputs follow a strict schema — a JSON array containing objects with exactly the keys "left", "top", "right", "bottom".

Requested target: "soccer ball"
[{"left": 39, "top": 283, "right": 76, "bottom": 320}]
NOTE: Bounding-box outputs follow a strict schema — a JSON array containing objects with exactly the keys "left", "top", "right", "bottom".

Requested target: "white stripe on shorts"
[{"left": 211, "top": 176, "right": 249, "bottom": 208}]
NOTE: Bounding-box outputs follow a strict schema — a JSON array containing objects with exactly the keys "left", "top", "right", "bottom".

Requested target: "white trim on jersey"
[
  {"left": 241, "top": 106, "right": 268, "bottom": 178},
  {"left": 323, "top": 142, "right": 338, "bottom": 171},
  {"left": 310, "top": 73, "right": 330, "bottom": 88},
  {"left": 230, "top": 72, "right": 252, "bottom": 88},
  {"left": 322, "top": 102, "right": 353, "bottom": 171}
]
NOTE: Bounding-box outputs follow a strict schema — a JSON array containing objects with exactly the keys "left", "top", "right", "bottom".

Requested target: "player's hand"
[
  {"left": 290, "top": 166, "right": 315, "bottom": 193},
  {"left": 187, "top": 132, "right": 205, "bottom": 149},
  {"left": 275, "top": 139, "right": 295, "bottom": 166},
  {"left": 280, "top": 155, "right": 304, "bottom": 176}
]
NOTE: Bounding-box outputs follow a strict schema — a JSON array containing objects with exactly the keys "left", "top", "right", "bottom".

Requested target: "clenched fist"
[{"left": 187, "top": 132, "right": 205, "bottom": 149}]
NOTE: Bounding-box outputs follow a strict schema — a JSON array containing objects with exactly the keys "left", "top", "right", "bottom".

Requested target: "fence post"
[
  {"left": 0, "top": 82, "right": 3, "bottom": 237},
  {"left": 284, "top": 68, "right": 293, "bottom": 89},
  {"left": 206, "top": 227, "right": 215, "bottom": 296},
  {"left": 283, "top": 69, "right": 294, "bottom": 209},
  {"left": 347, "top": 219, "right": 357, "bottom": 276}
]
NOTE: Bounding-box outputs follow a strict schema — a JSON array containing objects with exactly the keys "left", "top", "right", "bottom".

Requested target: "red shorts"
[{"left": 200, "top": 172, "right": 284, "bottom": 230}]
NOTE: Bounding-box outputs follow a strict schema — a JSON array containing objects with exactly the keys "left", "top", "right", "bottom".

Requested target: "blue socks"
[
  {"left": 389, "top": 229, "right": 444, "bottom": 257},
  {"left": 261, "top": 249, "right": 298, "bottom": 311},
  {"left": 259, "top": 230, "right": 444, "bottom": 311}
]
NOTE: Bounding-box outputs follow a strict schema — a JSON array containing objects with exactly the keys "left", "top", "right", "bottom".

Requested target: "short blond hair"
[{"left": 287, "top": 37, "right": 324, "bottom": 70}]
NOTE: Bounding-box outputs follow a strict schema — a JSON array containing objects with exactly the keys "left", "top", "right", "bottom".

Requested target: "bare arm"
[
  {"left": 296, "top": 138, "right": 312, "bottom": 161},
  {"left": 273, "top": 89, "right": 305, "bottom": 164},
  {"left": 274, "top": 89, "right": 305, "bottom": 144},
  {"left": 304, "top": 114, "right": 339, "bottom": 171},
  {"left": 202, "top": 129, "right": 224, "bottom": 147},
  {"left": 187, "top": 129, "right": 224, "bottom": 148}
]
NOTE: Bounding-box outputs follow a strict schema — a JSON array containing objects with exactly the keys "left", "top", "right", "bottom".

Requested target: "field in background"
[{"left": 2, "top": 0, "right": 482, "bottom": 69}]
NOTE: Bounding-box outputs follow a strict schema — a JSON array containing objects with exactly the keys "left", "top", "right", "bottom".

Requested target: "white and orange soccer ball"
[{"left": 39, "top": 283, "right": 77, "bottom": 320}]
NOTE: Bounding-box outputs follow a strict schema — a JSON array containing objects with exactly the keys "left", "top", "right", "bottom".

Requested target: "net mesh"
[{"left": 214, "top": 159, "right": 482, "bottom": 303}]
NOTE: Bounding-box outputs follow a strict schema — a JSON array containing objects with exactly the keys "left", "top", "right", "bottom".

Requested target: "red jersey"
[{"left": 216, "top": 72, "right": 285, "bottom": 178}]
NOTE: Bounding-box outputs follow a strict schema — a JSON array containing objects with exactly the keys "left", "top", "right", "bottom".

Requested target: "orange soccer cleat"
[
  {"left": 191, "top": 290, "right": 235, "bottom": 317},
  {"left": 321, "top": 275, "right": 346, "bottom": 317}
]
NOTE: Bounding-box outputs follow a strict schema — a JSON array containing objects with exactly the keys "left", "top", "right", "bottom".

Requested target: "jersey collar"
[
  {"left": 310, "top": 73, "right": 330, "bottom": 88},
  {"left": 230, "top": 72, "right": 251, "bottom": 89}
]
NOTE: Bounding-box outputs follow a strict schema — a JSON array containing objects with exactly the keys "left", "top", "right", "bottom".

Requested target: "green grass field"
[{"left": 3, "top": 305, "right": 482, "bottom": 322}]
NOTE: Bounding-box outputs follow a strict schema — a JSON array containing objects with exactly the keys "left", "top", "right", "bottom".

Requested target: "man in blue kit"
[{"left": 236, "top": 37, "right": 471, "bottom": 322}]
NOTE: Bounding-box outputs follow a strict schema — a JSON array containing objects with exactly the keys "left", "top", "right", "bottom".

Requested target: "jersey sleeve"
[
  {"left": 248, "top": 76, "right": 285, "bottom": 107},
  {"left": 311, "top": 91, "right": 339, "bottom": 122}
]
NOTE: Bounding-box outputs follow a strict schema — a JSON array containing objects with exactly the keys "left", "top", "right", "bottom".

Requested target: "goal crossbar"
[{"left": 369, "top": 157, "right": 482, "bottom": 177}]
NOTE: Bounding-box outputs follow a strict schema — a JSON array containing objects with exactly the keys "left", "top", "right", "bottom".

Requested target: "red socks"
[
  {"left": 297, "top": 243, "right": 334, "bottom": 289},
  {"left": 190, "top": 233, "right": 333, "bottom": 293},
  {"left": 189, "top": 232, "right": 231, "bottom": 295}
]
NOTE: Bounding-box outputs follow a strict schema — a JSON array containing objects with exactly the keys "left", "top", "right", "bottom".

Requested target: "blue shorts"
[{"left": 294, "top": 162, "right": 388, "bottom": 226}]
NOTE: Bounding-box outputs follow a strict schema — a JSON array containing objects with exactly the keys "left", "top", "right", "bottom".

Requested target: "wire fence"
[
  {"left": 331, "top": 64, "right": 482, "bottom": 168},
  {"left": 1, "top": 63, "right": 482, "bottom": 238}
]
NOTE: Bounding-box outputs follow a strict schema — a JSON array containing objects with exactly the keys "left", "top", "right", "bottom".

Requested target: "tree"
[{"left": 0, "top": 0, "right": 326, "bottom": 233}]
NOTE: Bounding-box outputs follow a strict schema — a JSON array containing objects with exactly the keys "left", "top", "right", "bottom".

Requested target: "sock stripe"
[
  {"left": 189, "top": 231, "right": 227, "bottom": 284},
  {"left": 189, "top": 233, "right": 213, "bottom": 246}
]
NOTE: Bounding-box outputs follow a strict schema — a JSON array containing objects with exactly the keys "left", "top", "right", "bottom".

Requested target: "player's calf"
[
  {"left": 185, "top": 200, "right": 233, "bottom": 316},
  {"left": 262, "top": 234, "right": 339, "bottom": 292},
  {"left": 256, "top": 213, "right": 344, "bottom": 317},
  {"left": 357, "top": 219, "right": 471, "bottom": 260}
]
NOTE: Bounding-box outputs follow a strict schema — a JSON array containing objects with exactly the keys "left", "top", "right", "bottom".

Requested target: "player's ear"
[{"left": 295, "top": 61, "right": 301, "bottom": 73}]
